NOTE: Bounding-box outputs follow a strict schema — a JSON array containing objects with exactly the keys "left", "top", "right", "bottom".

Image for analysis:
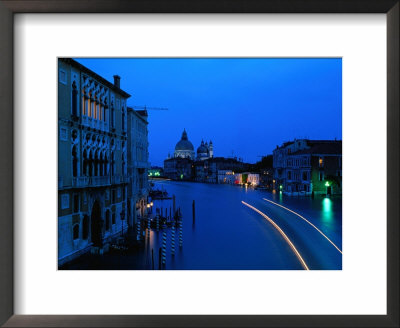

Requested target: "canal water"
[
  {"left": 143, "top": 180, "right": 342, "bottom": 270},
  {"left": 63, "top": 181, "right": 342, "bottom": 270}
]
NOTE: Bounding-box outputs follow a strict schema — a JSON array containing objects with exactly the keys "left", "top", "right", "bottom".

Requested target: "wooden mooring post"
[{"left": 192, "top": 200, "right": 195, "bottom": 222}]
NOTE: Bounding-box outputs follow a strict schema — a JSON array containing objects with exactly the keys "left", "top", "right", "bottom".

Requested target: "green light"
[
  {"left": 155, "top": 172, "right": 160, "bottom": 176},
  {"left": 325, "top": 181, "right": 330, "bottom": 187},
  {"left": 279, "top": 185, "right": 283, "bottom": 190},
  {"left": 149, "top": 172, "right": 153, "bottom": 176},
  {"left": 180, "top": 174, "right": 183, "bottom": 179}
]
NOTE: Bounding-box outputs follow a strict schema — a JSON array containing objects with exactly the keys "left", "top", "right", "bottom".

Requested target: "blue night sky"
[{"left": 75, "top": 58, "right": 342, "bottom": 166}]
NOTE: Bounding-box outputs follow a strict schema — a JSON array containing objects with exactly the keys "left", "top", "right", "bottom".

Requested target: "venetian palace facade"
[{"left": 58, "top": 58, "right": 149, "bottom": 266}]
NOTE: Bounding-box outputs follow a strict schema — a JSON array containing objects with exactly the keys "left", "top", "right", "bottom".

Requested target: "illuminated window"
[
  {"left": 91, "top": 100, "right": 95, "bottom": 118},
  {"left": 319, "top": 157, "right": 324, "bottom": 167},
  {"left": 82, "top": 95, "right": 85, "bottom": 115}
]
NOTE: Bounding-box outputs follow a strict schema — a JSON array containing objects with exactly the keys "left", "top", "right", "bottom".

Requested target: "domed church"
[
  {"left": 174, "top": 129, "right": 195, "bottom": 160},
  {"left": 197, "top": 139, "right": 213, "bottom": 160}
]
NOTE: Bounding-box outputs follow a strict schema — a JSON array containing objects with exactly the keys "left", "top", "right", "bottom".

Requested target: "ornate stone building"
[{"left": 58, "top": 58, "right": 134, "bottom": 266}]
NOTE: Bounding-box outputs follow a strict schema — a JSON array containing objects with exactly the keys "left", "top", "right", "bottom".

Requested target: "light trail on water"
[
  {"left": 262, "top": 198, "right": 342, "bottom": 254},
  {"left": 241, "top": 201, "right": 310, "bottom": 270}
]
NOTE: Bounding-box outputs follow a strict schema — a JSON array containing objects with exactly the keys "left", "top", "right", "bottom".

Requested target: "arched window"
[
  {"left": 94, "top": 150, "right": 99, "bottom": 176},
  {"left": 88, "top": 150, "right": 93, "bottom": 177},
  {"left": 111, "top": 151, "right": 115, "bottom": 176},
  {"left": 72, "top": 81, "right": 78, "bottom": 117},
  {"left": 82, "top": 149, "right": 88, "bottom": 176},
  {"left": 82, "top": 216, "right": 89, "bottom": 240},
  {"left": 72, "top": 146, "right": 78, "bottom": 177},
  {"left": 73, "top": 224, "right": 79, "bottom": 240},
  {"left": 99, "top": 152, "right": 104, "bottom": 176},
  {"left": 104, "top": 154, "right": 108, "bottom": 176},
  {"left": 111, "top": 104, "right": 115, "bottom": 128},
  {"left": 82, "top": 91, "right": 86, "bottom": 116}
]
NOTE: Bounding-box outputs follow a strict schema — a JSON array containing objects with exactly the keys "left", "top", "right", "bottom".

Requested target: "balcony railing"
[
  {"left": 72, "top": 176, "right": 110, "bottom": 188},
  {"left": 70, "top": 175, "right": 129, "bottom": 188},
  {"left": 111, "top": 175, "right": 129, "bottom": 185},
  {"left": 81, "top": 115, "right": 109, "bottom": 132}
]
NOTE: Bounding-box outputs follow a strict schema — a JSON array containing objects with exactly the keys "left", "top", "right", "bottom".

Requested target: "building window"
[
  {"left": 111, "top": 189, "right": 116, "bottom": 203},
  {"left": 302, "top": 171, "right": 308, "bottom": 181},
  {"left": 59, "top": 69, "right": 67, "bottom": 84},
  {"left": 73, "top": 194, "right": 79, "bottom": 213},
  {"left": 82, "top": 95, "right": 85, "bottom": 116},
  {"left": 319, "top": 171, "right": 324, "bottom": 181},
  {"left": 72, "top": 146, "right": 78, "bottom": 177},
  {"left": 60, "top": 127, "right": 68, "bottom": 141},
  {"left": 105, "top": 210, "right": 110, "bottom": 230},
  {"left": 319, "top": 157, "right": 324, "bottom": 168},
  {"left": 71, "top": 81, "right": 78, "bottom": 117},
  {"left": 287, "top": 171, "right": 292, "bottom": 180},
  {"left": 73, "top": 224, "right": 79, "bottom": 240},
  {"left": 82, "top": 216, "right": 89, "bottom": 239},
  {"left": 112, "top": 212, "right": 116, "bottom": 225},
  {"left": 111, "top": 105, "right": 115, "bottom": 128},
  {"left": 61, "top": 194, "right": 69, "bottom": 209}
]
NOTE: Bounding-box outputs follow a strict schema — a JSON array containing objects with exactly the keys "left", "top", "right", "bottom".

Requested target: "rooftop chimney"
[{"left": 113, "top": 75, "right": 121, "bottom": 88}]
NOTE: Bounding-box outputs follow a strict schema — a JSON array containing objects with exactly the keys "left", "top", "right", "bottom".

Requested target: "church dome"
[
  {"left": 175, "top": 129, "right": 194, "bottom": 151},
  {"left": 197, "top": 145, "right": 208, "bottom": 154}
]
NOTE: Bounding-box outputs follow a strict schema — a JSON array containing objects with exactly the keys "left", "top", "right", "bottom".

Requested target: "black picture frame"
[{"left": 0, "top": 1, "right": 398, "bottom": 327}]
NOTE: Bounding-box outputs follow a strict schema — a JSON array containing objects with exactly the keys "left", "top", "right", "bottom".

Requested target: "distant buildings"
[
  {"left": 58, "top": 58, "right": 149, "bottom": 266},
  {"left": 193, "top": 157, "right": 248, "bottom": 183},
  {"left": 171, "top": 129, "right": 213, "bottom": 161},
  {"left": 148, "top": 166, "right": 164, "bottom": 178},
  {"left": 273, "top": 139, "right": 342, "bottom": 196},
  {"left": 164, "top": 129, "right": 249, "bottom": 182},
  {"left": 164, "top": 157, "right": 193, "bottom": 180}
]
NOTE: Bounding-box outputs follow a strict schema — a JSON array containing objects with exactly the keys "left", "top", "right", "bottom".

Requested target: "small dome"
[{"left": 197, "top": 145, "right": 208, "bottom": 154}]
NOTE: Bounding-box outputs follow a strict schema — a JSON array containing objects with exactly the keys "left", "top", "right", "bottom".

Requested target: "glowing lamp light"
[
  {"left": 325, "top": 181, "right": 330, "bottom": 187},
  {"left": 180, "top": 174, "right": 183, "bottom": 179},
  {"left": 150, "top": 202, "right": 154, "bottom": 206},
  {"left": 146, "top": 204, "right": 150, "bottom": 208},
  {"left": 279, "top": 185, "right": 283, "bottom": 190}
]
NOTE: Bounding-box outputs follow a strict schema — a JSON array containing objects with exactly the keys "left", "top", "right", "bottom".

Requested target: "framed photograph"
[{"left": 0, "top": 0, "right": 398, "bottom": 327}]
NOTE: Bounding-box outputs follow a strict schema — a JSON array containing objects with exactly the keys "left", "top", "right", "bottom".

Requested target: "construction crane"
[{"left": 132, "top": 105, "right": 168, "bottom": 111}]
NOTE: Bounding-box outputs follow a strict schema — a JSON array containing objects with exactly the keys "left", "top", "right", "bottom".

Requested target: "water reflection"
[{"left": 322, "top": 197, "right": 333, "bottom": 222}]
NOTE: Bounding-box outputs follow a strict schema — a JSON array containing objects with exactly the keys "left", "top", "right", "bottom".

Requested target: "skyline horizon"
[{"left": 75, "top": 58, "right": 342, "bottom": 167}]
